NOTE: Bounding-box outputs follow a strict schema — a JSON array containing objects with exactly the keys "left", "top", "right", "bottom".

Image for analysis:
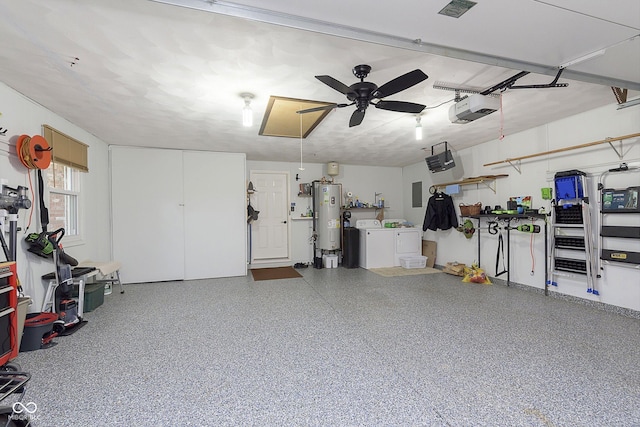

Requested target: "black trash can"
[
  {"left": 342, "top": 227, "right": 360, "bottom": 268},
  {"left": 20, "top": 312, "right": 57, "bottom": 351}
]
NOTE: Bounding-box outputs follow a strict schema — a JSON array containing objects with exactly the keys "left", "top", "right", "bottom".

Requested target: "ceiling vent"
[{"left": 438, "top": 0, "right": 477, "bottom": 18}]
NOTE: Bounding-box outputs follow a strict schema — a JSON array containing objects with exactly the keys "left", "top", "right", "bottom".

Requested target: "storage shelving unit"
[
  {"left": 598, "top": 167, "right": 640, "bottom": 271},
  {"left": 342, "top": 206, "right": 387, "bottom": 211}
]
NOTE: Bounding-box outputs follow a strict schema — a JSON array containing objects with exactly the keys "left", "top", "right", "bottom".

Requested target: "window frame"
[{"left": 46, "top": 163, "right": 84, "bottom": 247}]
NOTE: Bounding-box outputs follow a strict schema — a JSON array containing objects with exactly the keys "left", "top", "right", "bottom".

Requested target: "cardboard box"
[
  {"left": 443, "top": 262, "right": 466, "bottom": 276},
  {"left": 422, "top": 240, "right": 436, "bottom": 268}
]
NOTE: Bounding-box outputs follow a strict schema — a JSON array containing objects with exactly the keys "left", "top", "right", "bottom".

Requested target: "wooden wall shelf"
[
  {"left": 483, "top": 132, "right": 640, "bottom": 173},
  {"left": 430, "top": 174, "right": 508, "bottom": 194}
]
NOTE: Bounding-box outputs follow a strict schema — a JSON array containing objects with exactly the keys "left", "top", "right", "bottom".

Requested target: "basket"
[
  {"left": 400, "top": 256, "right": 427, "bottom": 269},
  {"left": 459, "top": 202, "right": 482, "bottom": 216}
]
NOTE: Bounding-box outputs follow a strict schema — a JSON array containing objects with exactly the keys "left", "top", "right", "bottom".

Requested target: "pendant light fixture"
[
  {"left": 415, "top": 114, "right": 423, "bottom": 140},
  {"left": 241, "top": 93, "right": 254, "bottom": 127}
]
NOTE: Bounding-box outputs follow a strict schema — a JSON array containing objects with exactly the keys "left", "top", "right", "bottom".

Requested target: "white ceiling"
[{"left": 0, "top": 0, "right": 638, "bottom": 167}]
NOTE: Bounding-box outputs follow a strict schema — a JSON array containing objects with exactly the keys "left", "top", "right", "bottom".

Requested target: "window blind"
[{"left": 42, "top": 124, "right": 89, "bottom": 172}]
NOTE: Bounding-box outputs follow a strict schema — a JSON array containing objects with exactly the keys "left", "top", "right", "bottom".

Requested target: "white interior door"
[
  {"left": 183, "top": 151, "right": 247, "bottom": 279},
  {"left": 250, "top": 171, "right": 289, "bottom": 261},
  {"left": 110, "top": 147, "right": 185, "bottom": 284}
]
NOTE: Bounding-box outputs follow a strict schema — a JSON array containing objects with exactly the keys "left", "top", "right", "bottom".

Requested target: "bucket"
[{"left": 20, "top": 312, "right": 58, "bottom": 352}]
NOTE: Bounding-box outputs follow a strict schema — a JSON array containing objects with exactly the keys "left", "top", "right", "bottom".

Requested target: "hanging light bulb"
[
  {"left": 241, "top": 93, "right": 254, "bottom": 127},
  {"left": 415, "top": 115, "right": 423, "bottom": 141}
]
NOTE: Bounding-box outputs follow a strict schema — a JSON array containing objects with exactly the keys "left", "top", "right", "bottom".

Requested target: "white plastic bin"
[
  {"left": 400, "top": 255, "right": 427, "bottom": 269},
  {"left": 322, "top": 254, "right": 338, "bottom": 268}
]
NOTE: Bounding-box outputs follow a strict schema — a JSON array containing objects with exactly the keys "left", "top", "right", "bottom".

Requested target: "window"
[{"left": 47, "top": 163, "right": 81, "bottom": 239}]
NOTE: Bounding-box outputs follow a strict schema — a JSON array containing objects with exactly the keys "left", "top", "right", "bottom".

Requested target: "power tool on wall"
[
  {"left": 0, "top": 185, "right": 32, "bottom": 262},
  {"left": 515, "top": 224, "right": 540, "bottom": 233}
]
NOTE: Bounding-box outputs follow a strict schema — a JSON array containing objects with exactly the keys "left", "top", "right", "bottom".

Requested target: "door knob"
[{"left": 282, "top": 220, "right": 287, "bottom": 224}]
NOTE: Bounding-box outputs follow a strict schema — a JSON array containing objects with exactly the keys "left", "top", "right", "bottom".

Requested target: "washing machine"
[{"left": 355, "top": 219, "right": 395, "bottom": 269}]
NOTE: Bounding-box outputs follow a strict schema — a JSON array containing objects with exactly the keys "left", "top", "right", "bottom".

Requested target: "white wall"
[
  {"left": 403, "top": 102, "right": 640, "bottom": 311},
  {"left": 0, "top": 82, "right": 111, "bottom": 312},
  {"left": 4, "top": 77, "right": 636, "bottom": 312},
  {"left": 247, "top": 160, "right": 404, "bottom": 264}
]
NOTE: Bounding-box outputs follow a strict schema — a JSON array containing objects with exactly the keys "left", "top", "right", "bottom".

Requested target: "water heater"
[{"left": 314, "top": 182, "right": 341, "bottom": 250}]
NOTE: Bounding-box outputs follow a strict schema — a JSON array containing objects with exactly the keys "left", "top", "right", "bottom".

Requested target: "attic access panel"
[{"left": 259, "top": 96, "right": 333, "bottom": 138}]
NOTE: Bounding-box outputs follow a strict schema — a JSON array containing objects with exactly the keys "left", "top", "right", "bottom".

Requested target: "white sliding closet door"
[
  {"left": 111, "top": 147, "right": 185, "bottom": 284},
  {"left": 183, "top": 151, "right": 246, "bottom": 279}
]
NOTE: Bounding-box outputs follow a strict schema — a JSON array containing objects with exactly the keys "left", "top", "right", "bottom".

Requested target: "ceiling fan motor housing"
[
  {"left": 352, "top": 64, "right": 372, "bottom": 80},
  {"left": 348, "top": 81, "right": 378, "bottom": 110}
]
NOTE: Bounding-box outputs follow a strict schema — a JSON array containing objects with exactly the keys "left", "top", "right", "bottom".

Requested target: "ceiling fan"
[{"left": 299, "top": 64, "right": 428, "bottom": 127}]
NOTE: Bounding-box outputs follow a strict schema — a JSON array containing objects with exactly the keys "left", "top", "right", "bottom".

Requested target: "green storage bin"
[{"left": 72, "top": 283, "right": 105, "bottom": 312}]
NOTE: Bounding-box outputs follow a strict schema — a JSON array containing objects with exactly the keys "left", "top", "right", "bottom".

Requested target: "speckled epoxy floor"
[{"left": 10, "top": 267, "right": 640, "bottom": 426}]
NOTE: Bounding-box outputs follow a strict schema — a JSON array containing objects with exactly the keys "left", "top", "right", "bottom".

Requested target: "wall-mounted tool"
[
  {"left": 511, "top": 224, "right": 541, "bottom": 233},
  {"left": 0, "top": 185, "right": 31, "bottom": 215},
  {"left": 1, "top": 185, "right": 32, "bottom": 295}
]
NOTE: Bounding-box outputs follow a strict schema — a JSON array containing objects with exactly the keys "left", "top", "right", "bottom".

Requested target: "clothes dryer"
[
  {"left": 393, "top": 228, "right": 422, "bottom": 265},
  {"left": 381, "top": 220, "right": 423, "bottom": 266},
  {"left": 355, "top": 220, "right": 395, "bottom": 269}
]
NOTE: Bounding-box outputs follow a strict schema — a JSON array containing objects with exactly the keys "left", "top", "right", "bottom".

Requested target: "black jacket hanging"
[{"left": 423, "top": 192, "right": 459, "bottom": 231}]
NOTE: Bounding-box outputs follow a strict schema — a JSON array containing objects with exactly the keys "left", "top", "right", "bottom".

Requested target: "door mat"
[
  {"left": 369, "top": 266, "right": 441, "bottom": 278},
  {"left": 251, "top": 266, "right": 302, "bottom": 281}
]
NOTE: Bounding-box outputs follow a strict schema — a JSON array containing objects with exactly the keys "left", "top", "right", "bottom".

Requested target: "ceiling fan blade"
[
  {"left": 375, "top": 100, "right": 426, "bottom": 114},
  {"left": 296, "top": 102, "right": 352, "bottom": 114},
  {"left": 297, "top": 104, "right": 337, "bottom": 114},
  {"left": 315, "top": 75, "right": 353, "bottom": 95},
  {"left": 349, "top": 109, "right": 365, "bottom": 127},
  {"left": 374, "top": 69, "right": 428, "bottom": 98}
]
